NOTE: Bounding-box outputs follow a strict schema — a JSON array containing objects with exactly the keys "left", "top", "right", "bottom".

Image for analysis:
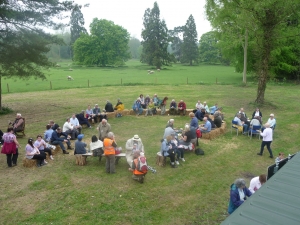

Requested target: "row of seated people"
[{"left": 233, "top": 107, "right": 276, "bottom": 134}]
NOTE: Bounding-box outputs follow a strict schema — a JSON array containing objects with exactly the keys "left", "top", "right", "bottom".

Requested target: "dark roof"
[{"left": 222, "top": 152, "right": 300, "bottom": 225}]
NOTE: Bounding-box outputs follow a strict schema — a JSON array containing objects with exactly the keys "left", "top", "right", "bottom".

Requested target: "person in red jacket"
[{"left": 178, "top": 100, "right": 186, "bottom": 116}]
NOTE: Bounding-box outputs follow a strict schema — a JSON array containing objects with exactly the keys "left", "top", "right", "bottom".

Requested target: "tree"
[
  {"left": 70, "top": 4, "right": 88, "bottom": 58},
  {"left": 0, "top": 0, "right": 74, "bottom": 110},
  {"left": 141, "top": 2, "right": 174, "bottom": 69},
  {"left": 128, "top": 37, "right": 141, "bottom": 59},
  {"left": 199, "top": 31, "right": 221, "bottom": 64},
  {"left": 181, "top": 15, "right": 199, "bottom": 66},
  {"left": 205, "top": 0, "right": 300, "bottom": 104},
  {"left": 73, "top": 19, "right": 130, "bottom": 66},
  {"left": 169, "top": 26, "right": 184, "bottom": 62}
]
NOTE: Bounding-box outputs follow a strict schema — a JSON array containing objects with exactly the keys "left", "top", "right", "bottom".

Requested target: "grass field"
[
  {"left": 0, "top": 62, "right": 299, "bottom": 225},
  {"left": 1, "top": 60, "right": 253, "bottom": 94}
]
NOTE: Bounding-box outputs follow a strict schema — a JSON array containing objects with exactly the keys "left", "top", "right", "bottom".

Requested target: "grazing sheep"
[
  {"left": 67, "top": 76, "right": 74, "bottom": 81},
  {"left": 148, "top": 70, "right": 154, "bottom": 74},
  {"left": 147, "top": 70, "right": 151, "bottom": 73},
  {"left": 55, "top": 64, "right": 61, "bottom": 67},
  {"left": 157, "top": 69, "right": 160, "bottom": 72}
]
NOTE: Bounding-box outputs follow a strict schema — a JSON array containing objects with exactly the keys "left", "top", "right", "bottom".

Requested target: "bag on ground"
[{"left": 195, "top": 148, "right": 204, "bottom": 155}]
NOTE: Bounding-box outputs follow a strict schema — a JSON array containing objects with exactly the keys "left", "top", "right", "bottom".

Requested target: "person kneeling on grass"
[
  {"left": 26, "top": 138, "right": 46, "bottom": 167},
  {"left": 128, "top": 152, "right": 148, "bottom": 183}
]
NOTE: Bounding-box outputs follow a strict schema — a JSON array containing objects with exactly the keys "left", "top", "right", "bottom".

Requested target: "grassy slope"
[{"left": 0, "top": 63, "right": 299, "bottom": 225}]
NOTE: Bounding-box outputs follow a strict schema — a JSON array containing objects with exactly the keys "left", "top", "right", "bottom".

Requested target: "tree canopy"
[
  {"left": 0, "top": 0, "right": 74, "bottom": 109},
  {"left": 199, "top": 31, "right": 221, "bottom": 64},
  {"left": 141, "top": 2, "right": 174, "bottom": 69},
  {"left": 73, "top": 19, "right": 130, "bottom": 66}
]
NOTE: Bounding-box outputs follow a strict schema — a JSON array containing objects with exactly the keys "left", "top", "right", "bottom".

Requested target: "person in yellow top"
[
  {"left": 103, "top": 132, "right": 117, "bottom": 174},
  {"left": 145, "top": 99, "right": 155, "bottom": 116},
  {"left": 114, "top": 98, "right": 125, "bottom": 111}
]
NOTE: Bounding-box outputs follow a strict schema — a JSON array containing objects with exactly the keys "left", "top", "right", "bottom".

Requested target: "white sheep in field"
[
  {"left": 67, "top": 76, "right": 74, "bottom": 81},
  {"left": 157, "top": 69, "right": 160, "bottom": 72},
  {"left": 148, "top": 70, "right": 154, "bottom": 74}
]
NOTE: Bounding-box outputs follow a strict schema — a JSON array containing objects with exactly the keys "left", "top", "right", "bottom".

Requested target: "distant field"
[{"left": 1, "top": 60, "right": 249, "bottom": 94}]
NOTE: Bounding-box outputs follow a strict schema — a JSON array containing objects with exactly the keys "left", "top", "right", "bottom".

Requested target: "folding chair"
[
  {"left": 231, "top": 120, "right": 239, "bottom": 136},
  {"left": 249, "top": 125, "right": 261, "bottom": 139}
]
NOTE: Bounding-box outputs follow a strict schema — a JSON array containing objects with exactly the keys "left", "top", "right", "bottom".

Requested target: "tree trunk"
[
  {"left": 190, "top": 60, "right": 192, "bottom": 66},
  {"left": 242, "top": 29, "right": 248, "bottom": 83}
]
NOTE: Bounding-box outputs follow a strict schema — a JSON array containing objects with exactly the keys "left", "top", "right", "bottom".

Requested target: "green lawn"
[
  {"left": 0, "top": 63, "right": 299, "bottom": 225},
  {"left": 1, "top": 60, "right": 250, "bottom": 94}
]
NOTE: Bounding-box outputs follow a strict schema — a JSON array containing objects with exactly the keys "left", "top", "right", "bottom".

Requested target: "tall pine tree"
[
  {"left": 70, "top": 4, "right": 88, "bottom": 59},
  {"left": 141, "top": 2, "right": 174, "bottom": 69},
  {"left": 182, "top": 15, "right": 199, "bottom": 66}
]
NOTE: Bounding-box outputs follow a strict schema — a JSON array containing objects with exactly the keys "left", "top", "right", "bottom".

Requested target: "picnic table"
[{"left": 81, "top": 152, "right": 126, "bottom": 165}]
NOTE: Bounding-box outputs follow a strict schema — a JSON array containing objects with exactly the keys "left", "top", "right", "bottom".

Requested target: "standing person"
[
  {"left": 103, "top": 132, "right": 117, "bottom": 174},
  {"left": 97, "top": 119, "right": 111, "bottom": 141},
  {"left": 26, "top": 138, "right": 46, "bottom": 167},
  {"left": 228, "top": 178, "right": 252, "bottom": 214},
  {"left": 257, "top": 123, "right": 274, "bottom": 158},
  {"left": 125, "top": 135, "right": 144, "bottom": 166},
  {"left": 1, "top": 127, "right": 20, "bottom": 167},
  {"left": 160, "top": 97, "right": 168, "bottom": 115},
  {"left": 249, "top": 174, "right": 266, "bottom": 193},
  {"left": 34, "top": 135, "right": 54, "bottom": 162}
]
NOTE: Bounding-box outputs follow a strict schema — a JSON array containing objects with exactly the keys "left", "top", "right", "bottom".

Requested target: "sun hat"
[
  {"left": 133, "top": 135, "right": 140, "bottom": 140},
  {"left": 270, "top": 113, "right": 274, "bottom": 117},
  {"left": 77, "top": 134, "right": 84, "bottom": 141}
]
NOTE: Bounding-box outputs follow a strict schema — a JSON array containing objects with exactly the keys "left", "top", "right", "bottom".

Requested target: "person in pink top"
[
  {"left": 1, "top": 127, "right": 20, "bottom": 167},
  {"left": 257, "top": 123, "right": 273, "bottom": 158}
]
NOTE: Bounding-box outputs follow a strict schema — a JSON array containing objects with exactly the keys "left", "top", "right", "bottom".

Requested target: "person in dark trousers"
[
  {"left": 1, "top": 127, "right": 20, "bottom": 167},
  {"left": 50, "top": 127, "right": 73, "bottom": 154}
]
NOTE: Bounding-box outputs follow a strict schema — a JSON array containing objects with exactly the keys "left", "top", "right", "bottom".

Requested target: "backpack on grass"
[{"left": 195, "top": 148, "right": 204, "bottom": 155}]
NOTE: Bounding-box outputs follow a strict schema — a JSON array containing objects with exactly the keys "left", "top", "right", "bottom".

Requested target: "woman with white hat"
[{"left": 125, "top": 134, "right": 144, "bottom": 166}]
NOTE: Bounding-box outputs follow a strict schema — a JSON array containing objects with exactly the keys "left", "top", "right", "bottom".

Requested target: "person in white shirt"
[
  {"left": 267, "top": 113, "right": 276, "bottom": 129},
  {"left": 194, "top": 100, "right": 203, "bottom": 113},
  {"left": 203, "top": 101, "right": 210, "bottom": 113},
  {"left": 70, "top": 114, "right": 82, "bottom": 135},
  {"left": 257, "top": 123, "right": 273, "bottom": 158},
  {"left": 249, "top": 174, "right": 266, "bottom": 193},
  {"left": 62, "top": 118, "right": 77, "bottom": 140}
]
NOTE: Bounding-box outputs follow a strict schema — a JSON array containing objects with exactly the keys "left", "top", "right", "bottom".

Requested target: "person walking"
[
  {"left": 257, "top": 123, "right": 274, "bottom": 158},
  {"left": 1, "top": 127, "right": 20, "bottom": 167}
]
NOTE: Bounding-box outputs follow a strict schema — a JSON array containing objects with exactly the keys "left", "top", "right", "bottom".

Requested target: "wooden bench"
[{"left": 81, "top": 152, "right": 126, "bottom": 165}]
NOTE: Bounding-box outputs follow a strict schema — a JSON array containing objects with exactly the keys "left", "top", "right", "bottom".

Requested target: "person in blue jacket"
[{"left": 228, "top": 178, "right": 252, "bottom": 214}]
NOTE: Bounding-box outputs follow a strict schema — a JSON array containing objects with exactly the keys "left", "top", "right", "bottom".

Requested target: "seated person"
[
  {"left": 49, "top": 120, "right": 59, "bottom": 130},
  {"left": 125, "top": 134, "right": 144, "bottom": 166},
  {"left": 76, "top": 111, "right": 92, "bottom": 128},
  {"left": 249, "top": 174, "right": 266, "bottom": 194},
  {"left": 169, "top": 99, "right": 177, "bottom": 115},
  {"left": 210, "top": 103, "right": 219, "bottom": 115},
  {"left": 105, "top": 100, "right": 114, "bottom": 112},
  {"left": 34, "top": 135, "right": 54, "bottom": 162},
  {"left": 70, "top": 113, "right": 82, "bottom": 134},
  {"left": 233, "top": 113, "right": 248, "bottom": 133},
  {"left": 74, "top": 134, "right": 87, "bottom": 154},
  {"left": 132, "top": 98, "right": 143, "bottom": 116},
  {"left": 114, "top": 99, "right": 124, "bottom": 111},
  {"left": 203, "top": 102, "right": 210, "bottom": 113},
  {"left": 26, "top": 138, "right": 46, "bottom": 167},
  {"left": 50, "top": 127, "right": 72, "bottom": 154},
  {"left": 238, "top": 107, "right": 247, "bottom": 119},
  {"left": 267, "top": 113, "right": 276, "bottom": 129},
  {"left": 275, "top": 152, "right": 285, "bottom": 163},
  {"left": 189, "top": 112, "right": 199, "bottom": 129},
  {"left": 63, "top": 117, "right": 77, "bottom": 140},
  {"left": 93, "top": 104, "right": 101, "bottom": 123},
  {"left": 213, "top": 112, "right": 222, "bottom": 128},
  {"left": 250, "top": 116, "right": 261, "bottom": 129},
  {"left": 177, "top": 125, "right": 193, "bottom": 162},
  {"left": 145, "top": 99, "right": 155, "bottom": 116},
  {"left": 153, "top": 94, "right": 159, "bottom": 106},
  {"left": 216, "top": 107, "right": 224, "bottom": 120},
  {"left": 86, "top": 105, "right": 96, "bottom": 122},
  {"left": 199, "top": 117, "right": 212, "bottom": 133},
  {"left": 144, "top": 95, "right": 151, "bottom": 107},
  {"left": 194, "top": 100, "right": 203, "bottom": 113},
  {"left": 9, "top": 113, "right": 24, "bottom": 134},
  {"left": 195, "top": 108, "right": 206, "bottom": 121},
  {"left": 139, "top": 94, "right": 146, "bottom": 109},
  {"left": 252, "top": 108, "right": 262, "bottom": 123},
  {"left": 205, "top": 113, "right": 216, "bottom": 129},
  {"left": 166, "top": 119, "right": 175, "bottom": 129},
  {"left": 161, "top": 135, "right": 177, "bottom": 168},
  {"left": 163, "top": 125, "right": 175, "bottom": 139},
  {"left": 187, "top": 124, "right": 197, "bottom": 146},
  {"left": 177, "top": 100, "right": 186, "bottom": 116},
  {"left": 239, "top": 112, "right": 250, "bottom": 129},
  {"left": 99, "top": 110, "right": 108, "bottom": 122},
  {"left": 90, "top": 135, "right": 104, "bottom": 160},
  {"left": 128, "top": 151, "right": 147, "bottom": 183}
]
